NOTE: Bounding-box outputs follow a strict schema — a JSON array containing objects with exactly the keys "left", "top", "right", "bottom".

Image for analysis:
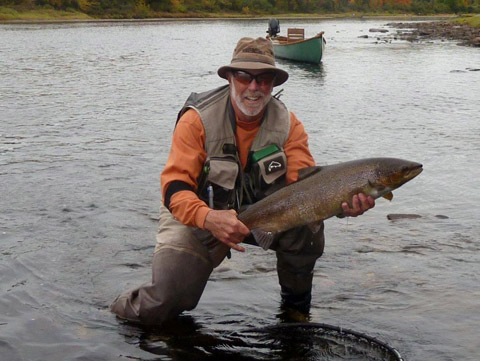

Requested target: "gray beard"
[{"left": 231, "top": 85, "right": 271, "bottom": 118}]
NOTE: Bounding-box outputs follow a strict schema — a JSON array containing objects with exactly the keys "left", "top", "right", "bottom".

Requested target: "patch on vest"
[{"left": 264, "top": 155, "right": 285, "bottom": 175}]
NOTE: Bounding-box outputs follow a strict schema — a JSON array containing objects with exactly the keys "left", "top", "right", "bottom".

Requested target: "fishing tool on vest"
[
  {"left": 196, "top": 161, "right": 210, "bottom": 200},
  {"left": 273, "top": 88, "right": 284, "bottom": 99},
  {"left": 207, "top": 185, "right": 214, "bottom": 209}
]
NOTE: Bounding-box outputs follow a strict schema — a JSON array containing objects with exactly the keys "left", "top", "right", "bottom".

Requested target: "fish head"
[{"left": 368, "top": 158, "right": 423, "bottom": 198}]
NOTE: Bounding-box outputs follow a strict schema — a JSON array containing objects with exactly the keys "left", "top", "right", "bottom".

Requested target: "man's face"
[{"left": 228, "top": 70, "right": 275, "bottom": 122}]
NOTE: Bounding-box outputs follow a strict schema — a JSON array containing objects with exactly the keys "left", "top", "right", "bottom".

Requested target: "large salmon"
[{"left": 239, "top": 157, "right": 423, "bottom": 249}]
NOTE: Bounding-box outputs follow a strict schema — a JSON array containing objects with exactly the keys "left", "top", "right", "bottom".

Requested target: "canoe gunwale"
[{"left": 269, "top": 31, "right": 324, "bottom": 47}]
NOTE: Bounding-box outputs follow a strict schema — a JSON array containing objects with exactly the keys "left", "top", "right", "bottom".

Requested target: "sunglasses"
[{"left": 232, "top": 70, "right": 276, "bottom": 86}]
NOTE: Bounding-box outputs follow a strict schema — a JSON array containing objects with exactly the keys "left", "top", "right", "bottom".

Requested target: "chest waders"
[{"left": 110, "top": 86, "right": 325, "bottom": 325}]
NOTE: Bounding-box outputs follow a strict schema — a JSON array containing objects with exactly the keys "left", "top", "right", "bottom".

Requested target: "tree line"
[{"left": 1, "top": 0, "right": 479, "bottom": 18}]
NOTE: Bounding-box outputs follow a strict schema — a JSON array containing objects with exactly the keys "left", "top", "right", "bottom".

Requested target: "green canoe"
[{"left": 270, "top": 30, "right": 326, "bottom": 64}]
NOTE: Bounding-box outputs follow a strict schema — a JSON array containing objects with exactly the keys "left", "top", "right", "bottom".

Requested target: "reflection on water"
[
  {"left": 277, "top": 59, "right": 326, "bottom": 78},
  {"left": 1, "top": 18, "right": 480, "bottom": 361},
  {"left": 121, "top": 318, "right": 402, "bottom": 361}
]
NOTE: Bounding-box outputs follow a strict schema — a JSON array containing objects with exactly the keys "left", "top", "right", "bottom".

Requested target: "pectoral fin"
[
  {"left": 382, "top": 192, "right": 394, "bottom": 201},
  {"left": 251, "top": 229, "right": 276, "bottom": 250}
]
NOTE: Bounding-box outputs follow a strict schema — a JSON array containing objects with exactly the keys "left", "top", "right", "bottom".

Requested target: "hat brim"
[{"left": 218, "top": 62, "right": 288, "bottom": 87}]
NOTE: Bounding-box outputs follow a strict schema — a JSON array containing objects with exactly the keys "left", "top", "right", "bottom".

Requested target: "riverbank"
[
  {"left": 388, "top": 15, "right": 480, "bottom": 46},
  {"left": 0, "top": 6, "right": 92, "bottom": 21},
  {"left": 0, "top": 15, "right": 457, "bottom": 24},
  {"left": 0, "top": 6, "right": 459, "bottom": 23}
]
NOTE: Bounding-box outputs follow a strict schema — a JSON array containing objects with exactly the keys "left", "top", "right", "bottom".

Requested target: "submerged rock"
[
  {"left": 387, "top": 214, "right": 422, "bottom": 220},
  {"left": 470, "top": 37, "right": 480, "bottom": 47},
  {"left": 369, "top": 28, "right": 389, "bottom": 33},
  {"left": 387, "top": 214, "right": 450, "bottom": 220}
]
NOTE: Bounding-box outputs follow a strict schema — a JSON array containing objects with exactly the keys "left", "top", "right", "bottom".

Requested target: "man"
[{"left": 110, "top": 37, "right": 374, "bottom": 325}]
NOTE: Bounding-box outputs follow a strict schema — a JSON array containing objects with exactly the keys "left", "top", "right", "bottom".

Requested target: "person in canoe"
[{"left": 110, "top": 37, "right": 374, "bottom": 325}]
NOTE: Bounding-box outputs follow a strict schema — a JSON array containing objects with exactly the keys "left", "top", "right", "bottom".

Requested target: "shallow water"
[{"left": 1, "top": 19, "right": 479, "bottom": 361}]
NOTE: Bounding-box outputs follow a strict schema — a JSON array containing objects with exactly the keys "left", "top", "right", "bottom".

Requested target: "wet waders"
[{"left": 110, "top": 205, "right": 324, "bottom": 324}]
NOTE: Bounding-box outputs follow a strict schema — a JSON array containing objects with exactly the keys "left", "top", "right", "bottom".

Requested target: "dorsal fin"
[{"left": 298, "top": 166, "right": 323, "bottom": 181}]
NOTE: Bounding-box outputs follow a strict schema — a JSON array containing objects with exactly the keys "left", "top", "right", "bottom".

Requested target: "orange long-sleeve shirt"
[{"left": 161, "top": 108, "right": 315, "bottom": 229}]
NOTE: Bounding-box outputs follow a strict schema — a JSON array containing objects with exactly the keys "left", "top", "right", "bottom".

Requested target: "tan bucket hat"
[{"left": 218, "top": 37, "right": 289, "bottom": 87}]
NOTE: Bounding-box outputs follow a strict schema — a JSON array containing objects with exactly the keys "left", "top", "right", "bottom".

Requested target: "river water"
[{"left": 1, "top": 18, "right": 479, "bottom": 361}]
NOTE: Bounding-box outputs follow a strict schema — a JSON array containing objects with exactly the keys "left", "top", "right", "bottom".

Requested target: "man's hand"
[
  {"left": 203, "top": 209, "right": 250, "bottom": 252},
  {"left": 341, "top": 193, "right": 375, "bottom": 217}
]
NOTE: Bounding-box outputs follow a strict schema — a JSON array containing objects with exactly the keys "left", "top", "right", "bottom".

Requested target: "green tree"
[{"left": 148, "top": 0, "right": 172, "bottom": 11}]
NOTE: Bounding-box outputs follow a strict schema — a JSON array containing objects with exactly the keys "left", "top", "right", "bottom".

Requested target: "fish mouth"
[
  {"left": 407, "top": 163, "right": 423, "bottom": 179},
  {"left": 389, "top": 162, "right": 423, "bottom": 187}
]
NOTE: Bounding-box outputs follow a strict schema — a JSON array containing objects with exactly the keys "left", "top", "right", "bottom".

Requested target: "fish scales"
[{"left": 238, "top": 158, "right": 423, "bottom": 240}]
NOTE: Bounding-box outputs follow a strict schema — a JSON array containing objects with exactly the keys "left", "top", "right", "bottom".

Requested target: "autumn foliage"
[{"left": 1, "top": 0, "right": 479, "bottom": 17}]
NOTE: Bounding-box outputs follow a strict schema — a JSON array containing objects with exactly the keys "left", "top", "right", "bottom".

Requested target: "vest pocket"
[
  {"left": 246, "top": 149, "right": 287, "bottom": 203},
  {"left": 256, "top": 151, "right": 287, "bottom": 185},
  {"left": 198, "top": 156, "right": 239, "bottom": 209},
  {"left": 207, "top": 157, "right": 239, "bottom": 190}
]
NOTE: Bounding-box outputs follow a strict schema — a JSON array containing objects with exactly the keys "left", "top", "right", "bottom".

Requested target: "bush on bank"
[{"left": 0, "top": 0, "right": 478, "bottom": 20}]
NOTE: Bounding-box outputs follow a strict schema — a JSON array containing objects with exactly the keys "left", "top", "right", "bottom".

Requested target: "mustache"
[{"left": 243, "top": 91, "right": 264, "bottom": 98}]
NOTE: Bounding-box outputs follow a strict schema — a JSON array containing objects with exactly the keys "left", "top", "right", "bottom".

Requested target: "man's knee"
[
  {"left": 274, "top": 224, "right": 325, "bottom": 295},
  {"left": 111, "top": 242, "right": 213, "bottom": 325},
  {"left": 150, "top": 245, "right": 213, "bottom": 312}
]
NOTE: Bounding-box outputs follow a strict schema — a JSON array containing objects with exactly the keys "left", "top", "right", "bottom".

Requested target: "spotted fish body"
[{"left": 238, "top": 158, "right": 423, "bottom": 249}]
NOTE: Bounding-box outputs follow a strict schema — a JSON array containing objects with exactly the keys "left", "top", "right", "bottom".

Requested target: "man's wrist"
[{"left": 197, "top": 206, "right": 212, "bottom": 229}]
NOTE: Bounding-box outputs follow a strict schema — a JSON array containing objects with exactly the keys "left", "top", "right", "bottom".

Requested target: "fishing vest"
[{"left": 177, "top": 85, "right": 291, "bottom": 211}]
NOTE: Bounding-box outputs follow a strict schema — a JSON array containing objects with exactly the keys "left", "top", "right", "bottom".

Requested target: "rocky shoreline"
[{"left": 386, "top": 21, "right": 480, "bottom": 47}]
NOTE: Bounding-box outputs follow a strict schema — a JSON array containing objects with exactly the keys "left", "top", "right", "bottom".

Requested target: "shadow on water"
[
  {"left": 119, "top": 316, "right": 260, "bottom": 361},
  {"left": 117, "top": 315, "right": 403, "bottom": 361}
]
